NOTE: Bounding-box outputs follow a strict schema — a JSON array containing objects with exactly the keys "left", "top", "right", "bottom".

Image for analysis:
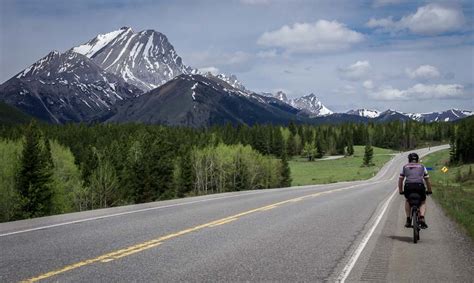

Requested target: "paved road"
[{"left": 1, "top": 145, "right": 472, "bottom": 282}]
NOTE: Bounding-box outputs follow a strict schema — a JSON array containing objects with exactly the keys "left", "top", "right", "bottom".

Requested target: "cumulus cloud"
[
  {"left": 363, "top": 80, "right": 375, "bottom": 89},
  {"left": 257, "top": 20, "right": 364, "bottom": 53},
  {"left": 199, "top": 66, "right": 220, "bottom": 75},
  {"left": 367, "top": 3, "right": 465, "bottom": 35},
  {"left": 338, "top": 60, "right": 371, "bottom": 81},
  {"left": 406, "top": 65, "right": 440, "bottom": 80},
  {"left": 370, "top": 83, "right": 464, "bottom": 100}
]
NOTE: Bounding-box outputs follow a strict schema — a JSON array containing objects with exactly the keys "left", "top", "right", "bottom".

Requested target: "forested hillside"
[
  {"left": 1, "top": 118, "right": 470, "bottom": 223},
  {"left": 0, "top": 102, "right": 34, "bottom": 125}
]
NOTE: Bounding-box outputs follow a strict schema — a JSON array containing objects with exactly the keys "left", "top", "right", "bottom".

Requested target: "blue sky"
[{"left": 1, "top": 0, "right": 473, "bottom": 112}]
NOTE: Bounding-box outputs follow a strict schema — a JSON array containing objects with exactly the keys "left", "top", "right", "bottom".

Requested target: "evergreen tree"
[
  {"left": 449, "top": 132, "right": 457, "bottom": 164},
  {"left": 271, "top": 127, "right": 284, "bottom": 157},
  {"left": 280, "top": 152, "right": 292, "bottom": 187},
  {"left": 363, "top": 142, "right": 374, "bottom": 166},
  {"left": 286, "top": 133, "right": 296, "bottom": 157},
  {"left": 315, "top": 138, "right": 324, "bottom": 158},
  {"left": 346, "top": 142, "right": 354, "bottom": 156},
  {"left": 176, "top": 148, "right": 193, "bottom": 197},
  {"left": 15, "top": 122, "right": 54, "bottom": 218},
  {"left": 288, "top": 121, "right": 297, "bottom": 136}
]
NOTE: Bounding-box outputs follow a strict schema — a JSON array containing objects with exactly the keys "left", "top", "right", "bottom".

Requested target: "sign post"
[{"left": 441, "top": 166, "right": 449, "bottom": 186}]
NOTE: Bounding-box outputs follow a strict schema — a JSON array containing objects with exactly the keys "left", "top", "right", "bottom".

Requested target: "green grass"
[
  {"left": 289, "top": 146, "right": 396, "bottom": 186},
  {"left": 422, "top": 149, "right": 474, "bottom": 239}
]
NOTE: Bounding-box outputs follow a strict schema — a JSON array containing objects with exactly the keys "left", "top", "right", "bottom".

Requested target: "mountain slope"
[
  {"left": 103, "top": 74, "right": 306, "bottom": 127},
  {"left": 72, "top": 27, "right": 193, "bottom": 91},
  {"left": 0, "top": 50, "right": 141, "bottom": 123},
  {"left": 408, "top": 109, "right": 473, "bottom": 122}
]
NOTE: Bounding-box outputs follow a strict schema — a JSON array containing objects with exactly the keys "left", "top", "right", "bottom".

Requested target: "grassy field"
[
  {"left": 289, "top": 146, "right": 396, "bottom": 186},
  {"left": 422, "top": 149, "right": 474, "bottom": 239}
]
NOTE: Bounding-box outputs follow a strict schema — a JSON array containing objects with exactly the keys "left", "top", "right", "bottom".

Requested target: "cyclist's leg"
[
  {"left": 420, "top": 200, "right": 426, "bottom": 217},
  {"left": 405, "top": 200, "right": 411, "bottom": 217}
]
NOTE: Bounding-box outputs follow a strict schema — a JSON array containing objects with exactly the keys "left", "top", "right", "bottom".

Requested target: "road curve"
[{"left": 1, "top": 145, "right": 472, "bottom": 282}]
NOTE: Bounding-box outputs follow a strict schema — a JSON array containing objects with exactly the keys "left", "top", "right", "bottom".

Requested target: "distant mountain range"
[
  {"left": 266, "top": 91, "right": 472, "bottom": 123},
  {"left": 0, "top": 27, "right": 472, "bottom": 127},
  {"left": 344, "top": 108, "right": 473, "bottom": 123}
]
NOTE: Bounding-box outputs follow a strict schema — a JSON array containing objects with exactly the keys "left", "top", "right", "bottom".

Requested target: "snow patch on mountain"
[
  {"left": 346, "top": 108, "right": 381, "bottom": 118},
  {"left": 72, "top": 28, "right": 126, "bottom": 58},
  {"left": 268, "top": 91, "right": 332, "bottom": 117}
]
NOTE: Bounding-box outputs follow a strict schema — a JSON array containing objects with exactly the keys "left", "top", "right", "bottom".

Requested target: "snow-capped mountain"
[
  {"left": 0, "top": 50, "right": 141, "bottom": 123},
  {"left": 267, "top": 92, "right": 333, "bottom": 117},
  {"left": 72, "top": 27, "right": 193, "bottom": 91},
  {"left": 291, "top": 94, "right": 333, "bottom": 116},
  {"left": 408, "top": 109, "right": 473, "bottom": 122},
  {"left": 346, "top": 109, "right": 381, "bottom": 118},
  {"left": 274, "top": 91, "right": 289, "bottom": 103}
]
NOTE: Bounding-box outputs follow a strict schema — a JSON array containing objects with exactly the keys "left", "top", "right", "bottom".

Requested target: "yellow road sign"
[{"left": 441, "top": 166, "right": 449, "bottom": 173}]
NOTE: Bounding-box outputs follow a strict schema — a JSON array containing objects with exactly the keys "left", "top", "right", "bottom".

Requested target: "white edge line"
[{"left": 337, "top": 188, "right": 397, "bottom": 283}]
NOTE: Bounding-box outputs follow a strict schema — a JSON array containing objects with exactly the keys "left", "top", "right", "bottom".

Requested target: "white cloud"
[
  {"left": 257, "top": 49, "right": 278, "bottom": 58},
  {"left": 199, "top": 66, "right": 220, "bottom": 75},
  {"left": 406, "top": 65, "right": 440, "bottom": 80},
  {"left": 367, "top": 4, "right": 465, "bottom": 35},
  {"left": 338, "top": 60, "right": 371, "bottom": 81},
  {"left": 373, "top": 0, "right": 406, "bottom": 8},
  {"left": 257, "top": 20, "right": 364, "bottom": 53},
  {"left": 370, "top": 83, "right": 464, "bottom": 100},
  {"left": 363, "top": 80, "right": 375, "bottom": 89}
]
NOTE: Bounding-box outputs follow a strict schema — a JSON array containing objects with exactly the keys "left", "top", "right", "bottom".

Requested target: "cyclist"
[{"left": 398, "top": 152, "right": 433, "bottom": 229}]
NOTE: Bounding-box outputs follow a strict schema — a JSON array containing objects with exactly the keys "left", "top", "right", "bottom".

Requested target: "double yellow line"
[{"left": 24, "top": 182, "right": 372, "bottom": 282}]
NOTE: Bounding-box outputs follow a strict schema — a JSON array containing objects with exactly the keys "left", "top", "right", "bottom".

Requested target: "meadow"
[{"left": 289, "top": 146, "right": 396, "bottom": 186}]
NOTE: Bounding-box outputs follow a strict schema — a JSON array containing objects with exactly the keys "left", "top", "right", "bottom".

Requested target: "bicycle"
[{"left": 406, "top": 190, "right": 432, "bottom": 243}]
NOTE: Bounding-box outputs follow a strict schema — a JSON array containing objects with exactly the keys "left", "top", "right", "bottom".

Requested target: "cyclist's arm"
[
  {"left": 398, "top": 176, "right": 404, "bottom": 194},
  {"left": 425, "top": 177, "right": 432, "bottom": 192},
  {"left": 399, "top": 167, "right": 405, "bottom": 194},
  {"left": 423, "top": 166, "right": 432, "bottom": 192}
]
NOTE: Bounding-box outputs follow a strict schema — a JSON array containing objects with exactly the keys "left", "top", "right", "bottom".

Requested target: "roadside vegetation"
[
  {"left": 289, "top": 146, "right": 395, "bottom": 186},
  {"left": 422, "top": 150, "right": 474, "bottom": 239},
  {"left": 422, "top": 117, "right": 474, "bottom": 239},
  {"left": 0, "top": 120, "right": 456, "bottom": 222}
]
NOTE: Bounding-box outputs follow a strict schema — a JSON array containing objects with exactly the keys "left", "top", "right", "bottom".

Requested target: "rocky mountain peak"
[{"left": 72, "top": 27, "right": 191, "bottom": 91}]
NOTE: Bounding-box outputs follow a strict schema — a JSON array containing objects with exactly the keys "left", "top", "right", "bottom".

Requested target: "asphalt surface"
[{"left": 1, "top": 144, "right": 473, "bottom": 282}]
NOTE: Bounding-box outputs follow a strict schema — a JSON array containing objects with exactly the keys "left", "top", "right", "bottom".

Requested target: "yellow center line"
[{"left": 23, "top": 182, "right": 376, "bottom": 282}]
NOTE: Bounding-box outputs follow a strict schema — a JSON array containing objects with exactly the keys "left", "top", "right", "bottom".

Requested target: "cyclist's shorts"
[{"left": 404, "top": 183, "right": 426, "bottom": 201}]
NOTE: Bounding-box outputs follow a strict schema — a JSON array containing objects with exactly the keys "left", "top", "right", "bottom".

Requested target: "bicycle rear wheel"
[{"left": 412, "top": 209, "right": 419, "bottom": 243}]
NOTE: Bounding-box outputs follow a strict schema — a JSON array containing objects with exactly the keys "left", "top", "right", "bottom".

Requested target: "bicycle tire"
[{"left": 412, "top": 208, "right": 419, "bottom": 244}]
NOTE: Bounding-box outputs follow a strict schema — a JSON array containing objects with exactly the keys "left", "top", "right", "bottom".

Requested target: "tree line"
[{"left": 0, "top": 119, "right": 458, "bottom": 222}]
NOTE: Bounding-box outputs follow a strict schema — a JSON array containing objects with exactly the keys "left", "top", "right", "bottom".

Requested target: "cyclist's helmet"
[{"left": 408, "top": 152, "right": 419, "bottom": 162}]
